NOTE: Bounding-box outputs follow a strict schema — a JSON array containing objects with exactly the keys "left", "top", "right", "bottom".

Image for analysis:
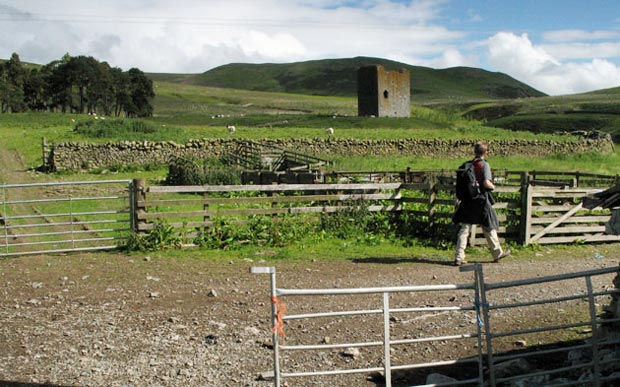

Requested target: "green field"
[{"left": 1, "top": 79, "right": 620, "bottom": 182}]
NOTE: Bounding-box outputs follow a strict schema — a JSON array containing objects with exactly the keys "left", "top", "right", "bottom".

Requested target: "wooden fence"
[{"left": 132, "top": 170, "right": 620, "bottom": 246}]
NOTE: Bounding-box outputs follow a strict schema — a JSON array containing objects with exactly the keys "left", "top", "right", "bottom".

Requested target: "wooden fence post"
[
  {"left": 41, "top": 137, "right": 47, "bottom": 171},
  {"left": 132, "top": 178, "right": 147, "bottom": 233},
  {"left": 428, "top": 173, "right": 437, "bottom": 240},
  {"left": 519, "top": 172, "right": 532, "bottom": 245}
]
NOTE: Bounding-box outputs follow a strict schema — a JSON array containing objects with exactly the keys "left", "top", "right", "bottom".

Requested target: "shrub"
[
  {"left": 74, "top": 118, "right": 158, "bottom": 138},
  {"left": 166, "top": 157, "right": 241, "bottom": 185},
  {"left": 124, "top": 221, "right": 183, "bottom": 251}
]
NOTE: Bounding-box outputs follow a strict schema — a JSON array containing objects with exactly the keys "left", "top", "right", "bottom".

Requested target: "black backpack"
[{"left": 455, "top": 159, "right": 482, "bottom": 201}]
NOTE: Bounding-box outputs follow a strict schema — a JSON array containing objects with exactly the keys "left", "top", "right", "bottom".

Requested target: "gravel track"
[{"left": 1, "top": 246, "right": 619, "bottom": 387}]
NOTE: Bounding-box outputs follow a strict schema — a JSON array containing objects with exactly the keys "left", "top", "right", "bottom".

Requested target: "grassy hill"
[
  {"left": 148, "top": 56, "right": 545, "bottom": 103},
  {"left": 460, "top": 87, "right": 620, "bottom": 140}
]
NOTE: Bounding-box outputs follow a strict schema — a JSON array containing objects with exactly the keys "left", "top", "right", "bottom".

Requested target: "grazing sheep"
[
  {"left": 326, "top": 127, "right": 334, "bottom": 135},
  {"left": 227, "top": 125, "right": 236, "bottom": 134}
]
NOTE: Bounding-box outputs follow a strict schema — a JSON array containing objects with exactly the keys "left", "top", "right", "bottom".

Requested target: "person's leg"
[
  {"left": 454, "top": 223, "right": 471, "bottom": 265},
  {"left": 482, "top": 227, "right": 503, "bottom": 260}
]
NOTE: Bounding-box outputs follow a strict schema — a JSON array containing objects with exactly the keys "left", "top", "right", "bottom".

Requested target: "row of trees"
[{"left": 0, "top": 53, "right": 155, "bottom": 117}]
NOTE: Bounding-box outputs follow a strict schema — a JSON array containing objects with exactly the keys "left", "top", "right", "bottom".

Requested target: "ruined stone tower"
[{"left": 357, "top": 65, "right": 410, "bottom": 118}]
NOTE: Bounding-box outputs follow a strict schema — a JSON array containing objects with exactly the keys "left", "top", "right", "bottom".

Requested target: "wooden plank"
[
  {"left": 529, "top": 203, "right": 583, "bottom": 244},
  {"left": 492, "top": 202, "right": 521, "bottom": 210},
  {"left": 530, "top": 215, "right": 610, "bottom": 224},
  {"left": 523, "top": 181, "right": 533, "bottom": 245},
  {"left": 140, "top": 192, "right": 402, "bottom": 207},
  {"left": 531, "top": 204, "right": 587, "bottom": 212},
  {"left": 400, "top": 183, "right": 430, "bottom": 190},
  {"left": 139, "top": 204, "right": 403, "bottom": 219},
  {"left": 535, "top": 234, "right": 620, "bottom": 245},
  {"left": 148, "top": 182, "right": 402, "bottom": 194},
  {"left": 529, "top": 225, "right": 607, "bottom": 234},
  {"left": 531, "top": 188, "right": 602, "bottom": 198}
]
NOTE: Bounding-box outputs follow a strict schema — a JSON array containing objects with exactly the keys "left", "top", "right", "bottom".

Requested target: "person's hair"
[{"left": 474, "top": 141, "right": 488, "bottom": 157}]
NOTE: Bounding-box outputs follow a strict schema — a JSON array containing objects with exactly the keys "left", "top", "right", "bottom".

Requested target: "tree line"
[{"left": 0, "top": 53, "right": 155, "bottom": 117}]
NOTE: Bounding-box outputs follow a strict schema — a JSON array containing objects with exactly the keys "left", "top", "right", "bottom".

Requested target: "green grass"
[
  {"left": 462, "top": 87, "right": 620, "bottom": 140},
  {"left": 1, "top": 80, "right": 619, "bottom": 180},
  {"left": 152, "top": 81, "right": 356, "bottom": 117}
]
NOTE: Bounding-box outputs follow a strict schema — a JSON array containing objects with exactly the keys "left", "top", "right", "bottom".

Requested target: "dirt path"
[{"left": 0, "top": 147, "right": 32, "bottom": 184}]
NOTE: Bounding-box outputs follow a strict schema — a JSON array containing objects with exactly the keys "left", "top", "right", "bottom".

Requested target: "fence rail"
[
  {"left": 253, "top": 264, "right": 620, "bottom": 387},
  {"left": 135, "top": 181, "right": 402, "bottom": 234},
  {"left": 134, "top": 172, "right": 620, "bottom": 246}
]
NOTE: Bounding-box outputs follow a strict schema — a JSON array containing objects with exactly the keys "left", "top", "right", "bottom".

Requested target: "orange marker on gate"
[{"left": 271, "top": 296, "right": 288, "bottom": 337}]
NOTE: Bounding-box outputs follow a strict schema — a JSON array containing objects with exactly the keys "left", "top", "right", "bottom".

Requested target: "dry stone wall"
[{"left": 48, "top": 137, "right": 615, "bottom": 171}]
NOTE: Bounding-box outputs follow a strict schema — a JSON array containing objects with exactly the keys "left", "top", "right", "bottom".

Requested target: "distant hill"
[
  {"left": 463, "top": 85, "right": 620, "bottom": 140},
  {"left": 150, "top": 57, "right": 547, "bottom": 103}
]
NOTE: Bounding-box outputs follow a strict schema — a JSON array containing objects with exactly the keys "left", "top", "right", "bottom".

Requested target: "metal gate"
[
  {"left": 253, "top": 265, "right": 620, "bottom": 387},
  {"left": 480, "top": 265, "right": 620, "bottom": 387},
  {"left": 0, "top": 180, "right": 133, "bottom": 257},
  {"left": 251, "top": 266, "right": 485, "bottom": 387}
]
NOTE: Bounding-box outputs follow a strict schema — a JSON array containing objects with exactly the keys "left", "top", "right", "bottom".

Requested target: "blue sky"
[{"left": 1, "top": 0, "right": 619, "bottom": 95}]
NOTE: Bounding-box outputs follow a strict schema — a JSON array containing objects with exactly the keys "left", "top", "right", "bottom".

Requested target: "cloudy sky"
[{"left": 1, "top": 0, "right": 620, "bottom": 95}]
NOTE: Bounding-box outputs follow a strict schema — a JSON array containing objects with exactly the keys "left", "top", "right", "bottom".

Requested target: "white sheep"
[
  {"left": 227, "top": 125, "right": 236, "bottom": 134},
  {"left": 326, "top": 127, "right": 334, "bottom": 135}
]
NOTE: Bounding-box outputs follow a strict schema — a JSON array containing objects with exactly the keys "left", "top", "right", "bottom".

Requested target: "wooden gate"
[{"left": 524, "top": 186, "right": 620, "bottom": 245}]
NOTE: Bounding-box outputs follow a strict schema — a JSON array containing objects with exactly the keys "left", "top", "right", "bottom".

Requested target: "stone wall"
[{"left": 48, "top": 137, "right": 615, "bottom": 171}]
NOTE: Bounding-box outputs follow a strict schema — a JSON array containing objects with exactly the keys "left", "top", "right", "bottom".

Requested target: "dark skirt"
[{"left": 453, "top": 194, "right": 499, "bottom": 231}]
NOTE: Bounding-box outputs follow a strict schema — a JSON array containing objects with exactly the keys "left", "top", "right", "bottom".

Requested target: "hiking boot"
[{"left": 494, "top": 249, "right": 511, "bottom": 262}]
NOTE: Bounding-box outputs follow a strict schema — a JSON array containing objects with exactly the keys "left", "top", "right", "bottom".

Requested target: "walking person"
[{"left": 453, "top": 141, "right": 510, "bottom": 266}]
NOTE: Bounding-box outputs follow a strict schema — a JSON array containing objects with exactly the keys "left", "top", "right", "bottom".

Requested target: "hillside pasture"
[{"left": 462, "top": 88, "right": 620, "bottom": 140}]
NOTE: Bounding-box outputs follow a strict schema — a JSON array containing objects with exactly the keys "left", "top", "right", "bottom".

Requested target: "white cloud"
[
  {"left": 542, "top": 42, "right": 620, "bottom": 61},
  {"left": 237, "top": 31, "right": 308, "bottom": 59},
  {"left": 543, "top": 29, "right": 620, "bottom": 43},
  {"left": 410, "top": 48, "right": 478, "bottom": 69},
  {"left": 487, "top": 32, "right": 620, "bottom": 95},
  {"left": 0, "top": 0, "right": 463, "bottom": 73}
]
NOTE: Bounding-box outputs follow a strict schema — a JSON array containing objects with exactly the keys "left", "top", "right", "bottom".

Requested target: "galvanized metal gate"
[
  {"left": 0, "top": 180, "right": 133, "bottom": 257},
  {"left": 253, "top": 265, "right": 620, "bottom": 387},
  {"left": 252, "top": 266, "right": 486, "bottom": 387}
]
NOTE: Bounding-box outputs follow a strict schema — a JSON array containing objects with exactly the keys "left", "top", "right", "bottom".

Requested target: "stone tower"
[{"left": 357, "top": 65, "right": 411, "bottom": 118}]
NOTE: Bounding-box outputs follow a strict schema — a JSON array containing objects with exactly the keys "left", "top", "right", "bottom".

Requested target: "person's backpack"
[{"left": 455, "top": 159, "right": 482, "bottom": 201}]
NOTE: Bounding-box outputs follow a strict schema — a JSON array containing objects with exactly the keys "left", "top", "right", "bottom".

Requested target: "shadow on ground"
[{"left": 350, "top": 256, "right": 454, "bottom": 266}]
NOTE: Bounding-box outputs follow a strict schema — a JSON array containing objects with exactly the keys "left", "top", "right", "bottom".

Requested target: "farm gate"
[
  {"left": 0, "top": 180, "right": 133, "bottom": 257},
  {"left": 253, "top": 264, "right": 620, "bottom": 387}
]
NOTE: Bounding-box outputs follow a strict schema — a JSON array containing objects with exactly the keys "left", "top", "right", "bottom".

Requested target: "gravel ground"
[{"left": 1, "top": 245, "right": 619, "bottom": 387}]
